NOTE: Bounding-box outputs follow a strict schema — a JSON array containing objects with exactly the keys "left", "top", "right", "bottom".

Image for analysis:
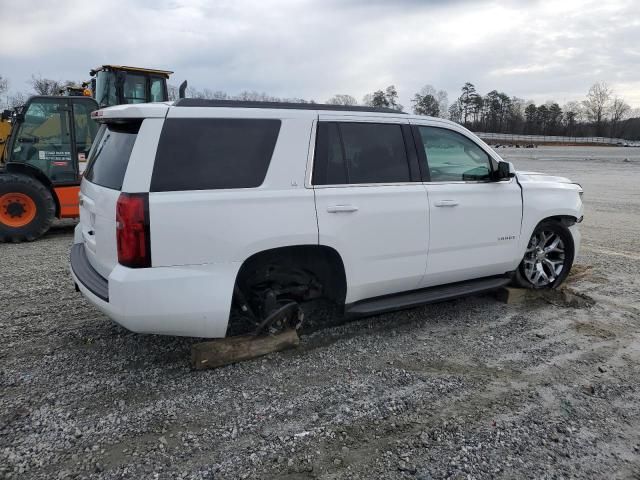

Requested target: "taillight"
[{"left": 116, "top": 193, "right": 151, "bottom": 268}]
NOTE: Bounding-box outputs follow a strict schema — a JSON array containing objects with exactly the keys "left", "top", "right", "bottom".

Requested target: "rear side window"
[
  {"left": 84, "top": 122, "right": 140, "bottom": 190},
  {"left": 151, "top": 118, "right": 281, "bottom": 192},
  {"left": 313, "top": 122, "right": 411, "bottom": 185}
]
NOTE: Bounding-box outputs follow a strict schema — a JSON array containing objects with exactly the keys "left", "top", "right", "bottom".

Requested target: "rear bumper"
[
  {"left": 70, "top": 242, "right": 240, "bottom": 338},
  {"left": 70, "top": 244, "right": 109, "bottom": 301}
]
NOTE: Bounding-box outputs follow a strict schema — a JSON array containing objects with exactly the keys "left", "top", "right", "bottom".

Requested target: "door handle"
[
  {"left": 434, "top": 200, "right": 459, "bottom": 207},
  {"left": 327, "top": 205, "right": 359, "bottom": 213}
]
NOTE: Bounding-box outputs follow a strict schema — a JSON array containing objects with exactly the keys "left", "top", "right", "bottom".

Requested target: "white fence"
[{"left": 474, "top": 132, "right": 640, "bottom": 147}]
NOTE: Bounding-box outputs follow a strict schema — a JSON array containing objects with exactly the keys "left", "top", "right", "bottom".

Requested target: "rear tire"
[
  {"left": 513, "top": 220, "right": 574, "bottom": 289},
  {"left": 0, "top": 174, "right": 55, "bottom": 243}
]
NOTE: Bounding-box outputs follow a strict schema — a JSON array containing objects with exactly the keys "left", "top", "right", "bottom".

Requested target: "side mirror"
[
  {"left": 496, "top": 161, "right": 516, "bottom": 180},
  {"left": 1, "top": 109, "right": 11, "bottom": 120}
]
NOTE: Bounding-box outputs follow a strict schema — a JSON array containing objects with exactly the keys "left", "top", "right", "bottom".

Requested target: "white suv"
[{"left": 71, "top": 99, "right": 583, "bottom": 337}]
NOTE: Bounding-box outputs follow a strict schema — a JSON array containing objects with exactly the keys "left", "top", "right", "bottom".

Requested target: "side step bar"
[{"left": 345, "top": 275, "right": 512, "bottom": 317}]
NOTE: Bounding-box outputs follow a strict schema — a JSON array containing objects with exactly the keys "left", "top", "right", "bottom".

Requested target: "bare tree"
[
  {"left": 167, "top": 84, "right": 179, "bottom": 101},
  {"left": 561, "top": 102, "right": 579, "bottom": 136},
  {"left": 583, "top": 82, "right": 612, "bottom": 136},
  {"left": 448, "top": 101, "right": 462, "bottom": 122},
  {"left": 199, "top": 89, "right": 229, "bottom": 100},
  {"left": 609, "top": 96, "right": 631, "bottom": 137},
  {"left": 0, "top": 75, "right": 7, "bottom": 96},
  {"left": 174, "top": 86, "right": 315, "bottom": 104},
  {"left": 563, "top": 101, "right": 583, "bottom": 122},
  {"left": 0, "top": 75, "right": 9, "bottom": 109},
  {"left": 507, "top": 96, "right": 525, "bottom": 132},
  {"left": 29, "top": 75, "right": 63, "bottom": 95},
  {"left": 326, "top": 94, "right": 357, "bottom": 106},
  {"left": 235, "top": 90, "right": 278, "bottom": 102},
  {"left": 6, "top": 91, "right": 27, "bottom": 108}
]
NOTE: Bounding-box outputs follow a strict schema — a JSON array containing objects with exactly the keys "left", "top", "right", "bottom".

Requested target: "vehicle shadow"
[
  {"left": 45, "top": 219, "right": 78, "bottom": 238},
  {"left": 81, "top": 294, "right": 503, "bottom": 371}
]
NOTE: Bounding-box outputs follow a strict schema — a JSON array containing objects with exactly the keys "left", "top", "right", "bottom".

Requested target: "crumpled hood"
[{"left": 516, "top": 170, "right": 574, "bottom": 184}]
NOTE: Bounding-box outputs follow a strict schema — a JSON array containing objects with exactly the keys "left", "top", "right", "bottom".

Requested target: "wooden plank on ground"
[
  {"left": 191, "top": 329, "right": 300, "bottom": 370},
  {"left": 495, "top": 286, "right": 530, "bottom": 304},
  {"left": 495, "top": 284, "right": 595, "bottom": 307}
]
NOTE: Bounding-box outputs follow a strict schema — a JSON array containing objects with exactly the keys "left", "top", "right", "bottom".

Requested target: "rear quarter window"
[
  {"left": 150, "top": 118, "right": 281, "bottom": 192},
  {"left": 84, "top": 122, "right": 141, "bottom": 190}
]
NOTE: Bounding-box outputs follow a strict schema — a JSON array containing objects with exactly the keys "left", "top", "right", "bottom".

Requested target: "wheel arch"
[
  {"left": 520, "top": 207, "right": 581, "bottom": 255},
  {"left": 544, "top": 214, "right": 579, "bottom": 226},
  {"left": 235, "top": 244, "right": 348, "bottom": 304},
  {"left": 514, "top": 215, "right": 577, "bottom": 289},
  {"left": 529, "top": 215, "right": 578, "bottom": 250},
  {"left": 4, "top": 163, "right": 61, "bottom": 217}
]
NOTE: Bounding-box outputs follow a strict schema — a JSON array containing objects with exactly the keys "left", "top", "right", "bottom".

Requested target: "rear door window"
[
  {"left": 150, "top": 118, "right": 281, "bottom": 192},
  {"left": 84, "top": 121, "right": 141, "bottom": 190},
  {"left": 313, "top": 122, "right": 411, "bottom": 185}
]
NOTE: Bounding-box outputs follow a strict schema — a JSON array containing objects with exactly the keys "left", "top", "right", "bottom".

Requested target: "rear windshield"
[
  {"left": 84, "top": 121, "right": 141, "bottom": 190},
  {"left": 150, "top": 118, "right": 281, "bottom": 192}
]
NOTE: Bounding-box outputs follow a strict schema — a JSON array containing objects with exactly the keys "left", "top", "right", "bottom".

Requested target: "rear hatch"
[{"left": 79, "top": 121, "right": 141, "bottom": 278}]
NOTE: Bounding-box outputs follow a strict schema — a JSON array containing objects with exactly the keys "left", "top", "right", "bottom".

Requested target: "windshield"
[{"left": 95, "top": 71, "right": 117, "bottom": 107}]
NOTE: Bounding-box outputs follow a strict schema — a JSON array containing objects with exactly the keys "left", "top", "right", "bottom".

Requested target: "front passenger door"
[{"left": 415, "top": 125, "right": 522, "bottom": 287}]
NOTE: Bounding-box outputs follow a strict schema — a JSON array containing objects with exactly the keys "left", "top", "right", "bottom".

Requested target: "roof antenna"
[{"left": 179, "top": 80, "right": 188, "bottom": 99}]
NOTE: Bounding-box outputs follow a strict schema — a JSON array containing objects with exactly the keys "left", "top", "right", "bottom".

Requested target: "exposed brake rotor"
[
  {"left": 231, "top": 285, "right": 305, "bottom": 337},
  {"left": 252, "top": 301, "right": 304, "bottom": 336}
]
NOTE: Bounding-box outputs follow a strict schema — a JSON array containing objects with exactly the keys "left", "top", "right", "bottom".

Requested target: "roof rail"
[{"left": 173, "top": 98, "right": 407, "bottom": 114}]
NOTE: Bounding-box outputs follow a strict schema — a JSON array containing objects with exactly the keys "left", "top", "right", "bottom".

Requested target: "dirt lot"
[{"left": 1, "top": 146, "right": 639, "bottom": 479}]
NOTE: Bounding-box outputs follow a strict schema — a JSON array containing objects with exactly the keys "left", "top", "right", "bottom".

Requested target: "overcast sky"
[{"left": 1, "top": 0, "right": 639, "bottom": 109}]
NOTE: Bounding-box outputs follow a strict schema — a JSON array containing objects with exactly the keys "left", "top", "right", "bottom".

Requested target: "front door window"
[{"left": 418, "top": 126, "right": 492, "bottom": 181}]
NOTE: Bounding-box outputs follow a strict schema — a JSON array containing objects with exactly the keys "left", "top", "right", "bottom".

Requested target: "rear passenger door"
[{"left": 312, "top": 117, "right": 429, "bottom": 304}]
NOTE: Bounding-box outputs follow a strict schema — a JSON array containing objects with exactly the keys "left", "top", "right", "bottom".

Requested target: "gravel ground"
[{"left": 1, "top": 146, "right": 639, "bottom": 479}]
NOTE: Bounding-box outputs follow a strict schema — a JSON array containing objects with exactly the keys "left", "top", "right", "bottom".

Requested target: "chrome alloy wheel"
[{"left": 523, "top": 230, "right": 566, "bottom": 287}]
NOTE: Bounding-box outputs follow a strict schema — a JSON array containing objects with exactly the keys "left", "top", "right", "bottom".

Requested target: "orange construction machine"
[{"left": 0, "top": 65, "right": 174, "bottom": 242}]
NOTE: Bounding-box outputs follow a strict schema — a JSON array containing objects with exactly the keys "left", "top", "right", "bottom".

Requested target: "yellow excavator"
[{"left": 0, "top": 65, "right": 181, "bottom": 242}]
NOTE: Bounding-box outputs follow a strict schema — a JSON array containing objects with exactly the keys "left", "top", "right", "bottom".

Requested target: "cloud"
[{"left": 0, "top": 0, "right": 638, "bottom": 107}]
